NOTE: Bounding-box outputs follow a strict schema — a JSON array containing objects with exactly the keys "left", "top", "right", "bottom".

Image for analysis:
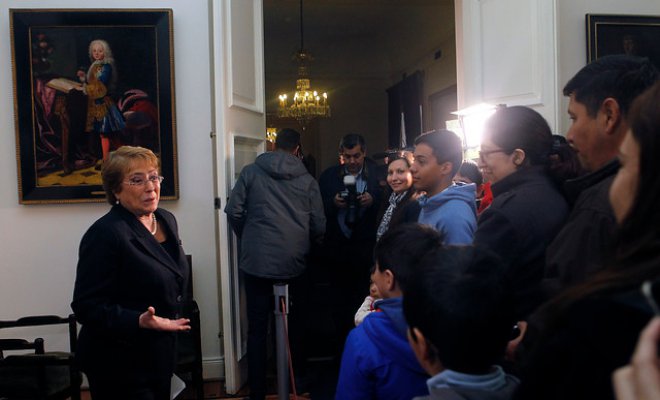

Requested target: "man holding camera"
[{"left": 318, "top": 133, "right": 383, "bottom": 354}]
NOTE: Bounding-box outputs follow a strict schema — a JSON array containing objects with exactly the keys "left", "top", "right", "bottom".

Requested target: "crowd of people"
[
  {"left": 316, "top": 53, "right": 660, "bottom": 400},
  {"left": 72, "top": 52, "right": 660, "bottom": 400}
]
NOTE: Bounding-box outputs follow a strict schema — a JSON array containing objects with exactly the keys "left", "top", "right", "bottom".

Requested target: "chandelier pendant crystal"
[{"left": 277, "top": 0, "right": 330, "bottom": 127}]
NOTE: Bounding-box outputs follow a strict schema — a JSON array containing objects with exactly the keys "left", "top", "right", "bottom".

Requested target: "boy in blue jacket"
[
  {"left": 336, "top": 224, "right": 443, "bottom": 400},
  {"left": 410, "top": 130, "right": 477, "bottom": 245}
]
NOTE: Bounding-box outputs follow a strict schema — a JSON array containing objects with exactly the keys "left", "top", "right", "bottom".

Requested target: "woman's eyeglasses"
[
  {"left": 124, "top": 175, "right": 164, "bottom": 186},
  {"left": 478, "top": 149, "right": 507, "bottom": 161}
]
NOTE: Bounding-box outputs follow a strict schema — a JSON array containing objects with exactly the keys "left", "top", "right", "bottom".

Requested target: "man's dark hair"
[
  {"left": 403, "top": 246, "right": 515, "bottom": 374},
  {"left": 563, "top": 54, "right": 658, "bottom": 118},
  {"left": 458, "top": 161, "right": 483, "bottom": 186},
  {"left": 414, "top": 130, "right": 463, "bottom": 176},
  {"left": 374, "top": 223, "right": 443, "bottom": 293},
  {"left": 275, "top": 128, "right": 301, "bottom": 151},
  {"left": 339, "top": 133, "right": 366, "bottom": 152}
]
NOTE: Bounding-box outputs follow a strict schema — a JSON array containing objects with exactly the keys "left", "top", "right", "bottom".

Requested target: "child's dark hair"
[
  {"left": 414, "top": 130, "right": 463, "bottom": 176},
  {"left": 457, "top": 160, "right": 483, "bottom": 186},
  {"left": 403, "top": 246, "right": 515, "bottom": 374},
  {"left": 374, "top": 223, "right": 443, "bottom": 293}
]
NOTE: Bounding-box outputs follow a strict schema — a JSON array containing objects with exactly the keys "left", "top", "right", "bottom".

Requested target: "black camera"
[{"left": 340, "top": 175, "right": 360, "bottom": 227}]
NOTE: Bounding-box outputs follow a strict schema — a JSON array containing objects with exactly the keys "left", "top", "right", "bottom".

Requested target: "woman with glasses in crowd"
[
  {"left": 72, "top": 146, "right": 190, "bottom": 400},
  {"left": 473, "top": 106, "right": 570, "bottom": 320}
]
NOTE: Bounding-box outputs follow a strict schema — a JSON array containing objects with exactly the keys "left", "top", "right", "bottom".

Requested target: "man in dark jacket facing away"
[{"left": 225, "top": 128, "right": 325, "bottom": 400}]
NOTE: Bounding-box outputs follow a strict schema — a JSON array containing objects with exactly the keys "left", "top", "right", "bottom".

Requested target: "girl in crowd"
[
  {"left": 455, "top": 160, "right": 493, "bottom": 214},
  {"left": 77, "top": 39, "right": 126, "bottom": 168},
  {"left": 474, "top": 106, "right": 570, "bottom": 319},
  {"left": 515, "top": 81, "right": 660, "bottom": 400},
  {"left": 375, "top": 151, "right": 421, "bottom": 241}
]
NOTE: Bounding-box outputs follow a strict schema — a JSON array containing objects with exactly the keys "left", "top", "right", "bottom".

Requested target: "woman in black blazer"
[{"left": 72, "top": 146, "right": 190, "bottom": 400}]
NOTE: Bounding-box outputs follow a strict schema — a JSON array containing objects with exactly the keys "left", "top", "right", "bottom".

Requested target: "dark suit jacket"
[
  {"left": 71, "top": 205, "right": 189, "bottom": 380},
  {"left": 318, "top": 157, "right": 383, "bottom": 246}
]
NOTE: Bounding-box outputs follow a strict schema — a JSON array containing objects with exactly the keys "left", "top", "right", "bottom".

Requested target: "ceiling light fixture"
[{"left": 277, "top": 0, "right": 330, "bottom": 128}]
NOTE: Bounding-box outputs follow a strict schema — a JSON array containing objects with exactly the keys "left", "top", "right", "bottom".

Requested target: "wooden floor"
[{"left": 80, "top": 379, "right": 315, "bottom": 399}]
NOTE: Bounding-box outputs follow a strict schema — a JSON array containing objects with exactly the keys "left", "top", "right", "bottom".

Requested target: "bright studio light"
[{"left": 451, "top": 103, "right": 498, "bottom": 150}]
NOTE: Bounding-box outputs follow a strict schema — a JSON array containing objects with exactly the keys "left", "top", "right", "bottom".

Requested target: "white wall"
[
  {"left": 398, "top": 36, "right": 458, "bottom": 132},
  {"left": 556, "top": 0, "right": 660, "bottom": 133},
  {"left": 0, "top": 0, "right": 222, "bottom": 379}
]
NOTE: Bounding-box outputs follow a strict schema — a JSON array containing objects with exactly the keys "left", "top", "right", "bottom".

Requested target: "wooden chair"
[
  {"left": 0, "top": 314, "right": 81, "bottom": 400},
  {"left": 175, "top": 255, "right": 204, "bottom": 399}
]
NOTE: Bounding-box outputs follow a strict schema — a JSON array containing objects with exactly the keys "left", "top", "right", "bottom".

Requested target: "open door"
[{"left": 210, "top": 0, "right": 266, "bottom": 394}]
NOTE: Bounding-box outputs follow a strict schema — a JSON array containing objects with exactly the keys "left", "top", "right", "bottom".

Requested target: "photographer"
[{"left": 318, "top": 133, "right": 383, "bottom": 356}]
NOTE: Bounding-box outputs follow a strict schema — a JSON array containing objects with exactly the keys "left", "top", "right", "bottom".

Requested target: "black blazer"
[{"left": 71, "top": 205, "right": 189, "bottom": 380}]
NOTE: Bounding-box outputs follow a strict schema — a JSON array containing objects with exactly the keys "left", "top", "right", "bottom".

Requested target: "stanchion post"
[{"left": 273, "top": 282, "right": 290, "bottom": 400}]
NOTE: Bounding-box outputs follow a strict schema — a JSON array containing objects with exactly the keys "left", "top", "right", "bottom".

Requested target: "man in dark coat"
[
  {"left": 225, "top": 128, "right": 325, "bottom": 400},
  {"left": 544, "top": 55, "right": 658, "bottom": 293},
  {"left": 318, "top": 133, "right": 383, "bottom": 353}
]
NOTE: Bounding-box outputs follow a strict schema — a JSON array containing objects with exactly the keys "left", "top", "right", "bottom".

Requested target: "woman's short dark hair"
[
  {"left": 102, "top": 146, "right": 160, "bottom": 205},
  {"left": 484, "top": 106, "right": 553, "bottom": 167}
]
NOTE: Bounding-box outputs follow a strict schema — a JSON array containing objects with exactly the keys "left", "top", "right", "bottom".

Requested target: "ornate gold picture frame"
[{"left": 11, "top": 9, "right": 178, "bottom": 204}]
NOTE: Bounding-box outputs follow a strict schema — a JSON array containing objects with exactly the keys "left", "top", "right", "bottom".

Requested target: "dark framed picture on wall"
[
  {"left": 587, "top": 14, "right": 660, "bottom": 70},
  {"left": 10, "top": 9, "right": 178, "bottom": 204}
]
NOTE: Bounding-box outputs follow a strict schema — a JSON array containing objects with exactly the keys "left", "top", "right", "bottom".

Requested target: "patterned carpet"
[{"left": 37, "top": 164, "right": 102, "bottom": 187}]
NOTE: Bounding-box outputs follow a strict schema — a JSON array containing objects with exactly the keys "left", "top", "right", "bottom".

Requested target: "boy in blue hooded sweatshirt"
[
  {"left": 410, "top": 130, "right": 477, "bottom": 244},
  {"left": 336, "top": 224, "right": 443, "bottom": 400}
]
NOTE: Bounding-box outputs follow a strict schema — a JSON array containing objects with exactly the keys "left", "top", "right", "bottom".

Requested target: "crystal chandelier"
[{"left": 277, "top": 0, "right": 330, "bottom": 127}]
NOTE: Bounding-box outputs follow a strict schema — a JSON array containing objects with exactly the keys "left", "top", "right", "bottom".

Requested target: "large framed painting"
[
  {"left": 10, "top": 9, "right": 178, "bottom": 204},
  {"left": 587, "top": 14, "right": 660, "bottom": 69}
]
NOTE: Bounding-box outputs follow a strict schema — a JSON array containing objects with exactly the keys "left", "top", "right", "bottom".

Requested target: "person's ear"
[
  {"left": 600, "top": 97, "right": 622, "bottom": 136},
  {"left": 511, "top": 149, "right": 526, "bottom": 167},
  {"left": 408, "top": 327, "right": 440, "bottom": 373},
  {"left": 439, "top": 161, "right": 453, "bottom": 176},
  {"left": 384, "top": 269, "right": 396, "bottom": 291}
]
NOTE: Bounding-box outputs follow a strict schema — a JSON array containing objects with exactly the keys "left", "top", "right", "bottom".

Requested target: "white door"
[
  {"left": 455, "top": 0, "right": 558, "bottom": 129},
  {"left": 210, "top": 0, "right": 266, "bottom": 394}
]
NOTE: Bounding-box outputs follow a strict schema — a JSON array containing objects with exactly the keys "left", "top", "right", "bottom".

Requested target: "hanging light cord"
[{"left": 299, "top": 0, "right": 304, "bottom": 51}]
